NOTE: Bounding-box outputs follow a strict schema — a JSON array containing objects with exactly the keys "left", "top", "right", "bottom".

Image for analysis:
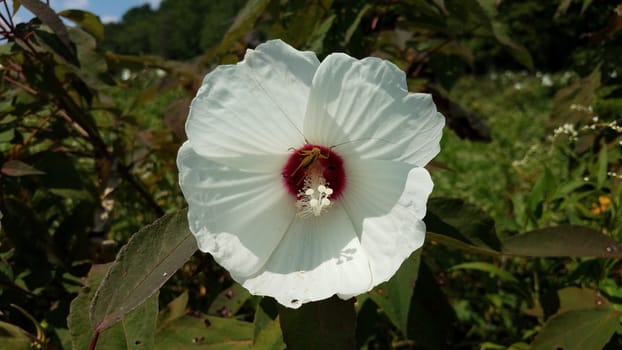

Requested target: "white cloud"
[
  {"left": 62, "top": 0, "right": 89, "bottom": 10},
  {"left": 100, "top": 15, "right": 118, "bottom": 24}
]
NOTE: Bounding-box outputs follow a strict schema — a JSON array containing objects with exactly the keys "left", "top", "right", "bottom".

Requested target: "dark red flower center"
[{"left": 282, "top": 144, "right": 346, "bottom": 199}]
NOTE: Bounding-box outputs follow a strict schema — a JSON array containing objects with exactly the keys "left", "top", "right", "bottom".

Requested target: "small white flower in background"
[
  {"left": 541, "top": 74, "right": 553, "bottom": 87},
  {"left": 177, "top": 39, "right": 445, "bottom": 308},
  {"left": 121, "top": 68, "right": 131, "bottom": 81}
]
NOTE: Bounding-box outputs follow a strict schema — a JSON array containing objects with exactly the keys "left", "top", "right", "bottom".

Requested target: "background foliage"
[{"left": 1, "top": 0, "right": 622, "bottom": 349}]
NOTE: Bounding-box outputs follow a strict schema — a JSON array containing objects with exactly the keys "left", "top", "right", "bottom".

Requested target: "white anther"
[{"left": 296, "top": 167, "right": 334, "bottom": 218}]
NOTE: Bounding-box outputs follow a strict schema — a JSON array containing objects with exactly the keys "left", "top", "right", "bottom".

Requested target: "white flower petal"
[
  {"left": 238, "top": 203, "right": 373, "bottom": 308},
  {"left": 186, "top": 40, "right": 319, "bottom": 168},
  {"left": 303, "top": 53, "right": 445, "bottom": 166},
  {"left": 340, "top": 158, "right": 432, "bottom": 286},
  {"left": 177, "top": 142, "right": 296, "bottom": 277}
]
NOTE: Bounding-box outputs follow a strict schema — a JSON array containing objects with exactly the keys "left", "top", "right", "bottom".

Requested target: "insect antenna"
[{"left": 329, "top": 137, "right": 396, "bottom": 149}]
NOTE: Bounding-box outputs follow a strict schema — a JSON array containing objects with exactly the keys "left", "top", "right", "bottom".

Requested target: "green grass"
[{"left": 432, "top": 72, "right": 556, "bottom": 232}]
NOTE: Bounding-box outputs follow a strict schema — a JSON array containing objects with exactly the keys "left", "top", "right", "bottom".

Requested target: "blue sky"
[{"left": 9, "top": 0, "right": 162, "bottom": 24}]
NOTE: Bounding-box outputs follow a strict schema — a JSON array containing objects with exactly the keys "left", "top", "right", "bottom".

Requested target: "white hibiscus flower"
[{"left": 177, "top": 39, "right": 445, "bottom": 308}]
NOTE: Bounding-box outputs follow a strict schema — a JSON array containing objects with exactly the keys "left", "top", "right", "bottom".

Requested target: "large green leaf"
[
  {"left": 501, "top": 225, "right": 622, "bottom": 258},
  {"left": 19, "top": 0, "right": 76, "bottom": 64},
  {"left": 407, "top": 262, "right": 457, "bottom": 349},
  {"left": 531, "top": 308, "right": 620, "bottom": 350},
  {"left": 253, "top": 298, "right": 285, "bottom": 350},
  {"left": 68, "top": 264, "right": 158, "bottom": 350},
  {"left": 426, "top": 232, "right": 501, "bottom": 256},
  {"left": 66, "top": 26, "right": 110, "bottom": 89},
  {"left": 68, "top": 264, "right": 110, "bottom": 350},
  {"left": 207, "top": 283, "right": 251, "bottom": 318},
  {"left": 155, "top": 315, "right": 253, "bottom": 349},
  {"left": 59, "top": 9, "right": 104, "bottom": 40},
  {"left": 90, "top": 209, "right": 196, "bottom": 332},
  {"left": 427, "top": 199, "right": 622, "bottom": 259},
  {"left": 425, "top": 197, "right": 501, "bottom": 251},
  {"left": 157, "top": 291, "right": 189, "bottom": 330},
  {"left": 368, "top": 250, "right": 421, "bottom": 335},
  {"left": 0, "top": 321, "right": 32, "bottom": 350},
  {"left": 156, "top": 289, "right": 253, "bottom": 349},
  {"left": 278, "top": 296, "right": 356, "bottom": 349},
  {"left": 557, "top": 287, "right": 610, "bottom": 314}
]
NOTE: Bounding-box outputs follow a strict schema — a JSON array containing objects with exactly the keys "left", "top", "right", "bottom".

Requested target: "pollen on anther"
[{"left": 295, "top": 169, "right": 335, "bottom": 218}]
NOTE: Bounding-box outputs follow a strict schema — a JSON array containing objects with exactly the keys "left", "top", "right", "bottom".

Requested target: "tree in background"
[{"left": 101, "top": 0, "right": 247, "bottom": 59}]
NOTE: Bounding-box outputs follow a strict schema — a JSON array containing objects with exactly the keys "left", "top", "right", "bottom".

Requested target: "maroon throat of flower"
[{"left": 282, "top": 144, "right": 346, "bottom": 218}]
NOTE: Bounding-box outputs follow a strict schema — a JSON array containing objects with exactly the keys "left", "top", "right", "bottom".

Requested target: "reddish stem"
[
  {"left": 87, "top": 331, "right": 100, "bottom": 350},
  {"left": 2, "top": 75, "right": 38, "bottom": 95}
]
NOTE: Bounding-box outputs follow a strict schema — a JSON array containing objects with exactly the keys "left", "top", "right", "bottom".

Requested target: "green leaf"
[
  {"left": 430, "top": 0, "right": 447, "bottom": 13},
  {"left": 407, "top": 262, "right": 457, "bottom": 349},
  {"left": 157, "top": 291, "right": 189, "bottom": 329},
  {"left": 33, "top": 152, "right": 91, "bottom": 199},
  {"left": 556, "top": 0, "right": 573, "bottom": 17},
  {"left": 96, "top": 295, "right": 159, "bottom": 350},
  {"left": 0, "top": 129, "right": 15, "bottom": 143},
  {"left": 469, "top": 0, "right": 533, "bottom": 70},
  {"left": 253, "top": 317, "right": 285, "bottom": 350},
  {"left": 557, "top": 287, "right": 610, "bottom": 314},
  {"left": 90, "top": 209, "right": 196, "bottom": 332},
  {"left": 596, "top": 144, "right": 608, "bottom": 189},
  {"left": 1, "top": 160, "right": 45, "bottom": 177},
  {"left": 278, "top": 296, "right": 356, "bottom": 350},
  {"left": 68, "top": 264, "right": 110, "bottom": 350},
  {"left": 426, "top": 232, "right": 501, "bottom": 256},
  {"left": 305, "top": 14, "right": 336, "bottom": 53},
  {"left": 253, "top": 298, "right": 285, "bottom": 350},
  {"left": 531, "top": 308, "right": 620, "bottom": 350},
  {"left": 117, "top": 294, "right": 158, "bottom": 349},
  {"left": 59, "top": 9, "right": 104, "bottom": 40},
  {"left": 68, "top": 264, "right": 158, "bottom": 350},
  {"left": 368, "top": 250, "right": 421, "bottom": 335},
  {"left": 19, "top": 0, "right": 75, "bottom": 62},
  {"left": 501, "top": 225, "right": 622, "bottom": 258},
  {"left": 12, "top": 0, "right": 21, "bottom": 15},
  {"left": 526, "top": 167, "right": 555, "bottom": 221},
  {"left": 449, "top": 261, "right": 519, "bottom": 284},
  {"left": 207, "top": 283, "right": 251, "bottom": 318},
  {"left": 155, "top": 315, "right": 253, "bottom": 349},
  {"left": 202, "top": 0, "right": 272, "bottom": 62},
  {"left": 0, "top": 321, "right": 32, "bottom": 350},
  {"left": 66, "top": 26, "right": 110, "bottom": 89},
  {"left": 490, "top": 22, "right": 534, "bottom": 70},
  {"left": 425, "top": 197, "right": 501, "bottom": 251},
  {"left": 344, "top": 4, "right": 371, "bottom": 45}
]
